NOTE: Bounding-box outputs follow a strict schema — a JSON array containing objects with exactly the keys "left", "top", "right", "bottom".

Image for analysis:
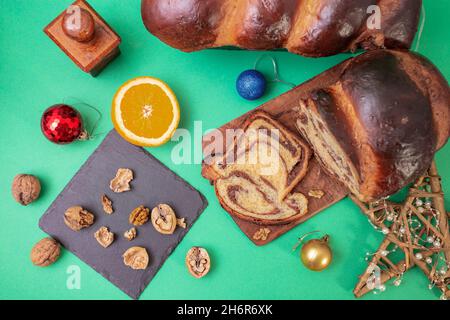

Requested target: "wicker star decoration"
[{"left": 351, "top": 161, "right": 450, "bottom": 300}]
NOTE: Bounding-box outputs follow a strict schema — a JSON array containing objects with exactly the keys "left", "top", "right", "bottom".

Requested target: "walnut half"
[
  {"left": 129, "top": 206, "right": 150, "bottom": 226},
  {"left": 94, "top": 226, "right": 114, "bottom": 248},
  {"left": 64, "top": 206, "right": 95, "bottom": 231},
  {"left": 253, "top": 228, "right": 271, "bottom": 241},
  {"left": 123, "top": 247, "right": 149, "bottom": 270},
  {"left": 186, "top": 247, "right": 210, "bottom": 279},
  {"left": 151, "top": 204, "right": 186, "bottom": 235},
  {"left": 110, "top": 168, "right": 133, "bottom": 193}
]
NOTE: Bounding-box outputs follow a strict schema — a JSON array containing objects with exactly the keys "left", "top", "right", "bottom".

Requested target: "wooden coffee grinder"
[{"left": 44, "top": 0, "right": 121, "bottom": 76}]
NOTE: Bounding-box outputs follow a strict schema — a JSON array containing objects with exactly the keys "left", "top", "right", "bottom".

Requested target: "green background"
[{"left": 1, "top": 0, "right": 449, "bottom": 300}]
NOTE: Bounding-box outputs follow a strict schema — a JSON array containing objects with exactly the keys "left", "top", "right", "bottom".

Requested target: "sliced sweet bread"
[
  {"left": 215, "top": 171, "right": 309, "bottom": 224},
  {"left": 210, "top": 111, "right": 311, "bottom": 200},
  {"left": 207, "top": 111, "right": 311, "bottom": 225}
]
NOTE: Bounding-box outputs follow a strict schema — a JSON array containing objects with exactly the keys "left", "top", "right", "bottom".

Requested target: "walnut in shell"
[
  {"left": 64, "top": 206, "right": 95, "bottom": 231},
  {"left": 94, "top": 226, "right": 115, "bottom": 248},
  {"left": 129, "top": 206, "right": 150, "bottom": 226},
  {"left": 30, "top": 237, "right": 60, "bottom": 267},
  {"left": 186, "top": 247, "right": 210, "bottom": 279},
  {"left": 124, "top": 227, "right": 137, "bottom": 241},
  {"left": 11, "top": 174, "right": 41, "bottom": 206},
  {"left": 123, "top": 246, "right": 149, "bottom": 270},
  {"left": 101, "top": 194, "right": 113, "bottom": 214},
  {"left": 151, "top": 204, "right": 186, "bottom": 235},
  {"left": 110, "top": 168, "right": 133, "bottom": 193}
]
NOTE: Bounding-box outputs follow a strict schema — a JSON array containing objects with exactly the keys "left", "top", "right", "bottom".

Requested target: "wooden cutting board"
[{"left": 201, "top": 62, "right": 350, "bottom": 246}]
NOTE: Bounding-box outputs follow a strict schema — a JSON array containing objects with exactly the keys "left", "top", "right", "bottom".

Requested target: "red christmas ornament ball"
[{"left": 41, "top": 104, "right": 84, "bottom": 144}]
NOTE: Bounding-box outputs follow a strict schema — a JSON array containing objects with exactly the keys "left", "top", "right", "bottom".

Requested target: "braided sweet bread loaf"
[
  {"left": 141, "top": 0, "right": 422, "bottom": 57},
  {"left": 295, "top": 50, "right": 450, "bottom": 202}
]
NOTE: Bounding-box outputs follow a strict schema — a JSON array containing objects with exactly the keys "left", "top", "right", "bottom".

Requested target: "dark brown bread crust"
[
  {"left": 342, "top": 51, "right": 436, "bottom": 198},
  {"left": 298, "top": 50, "right": 449, "bottom": 201},
  {"left": 380, "top": 0, "right": 422, "bottom": 49},
  {"left": 288, "top": 0, "right": 375, "bottom": 56},
  {"left": 141, "top": 0, "right": 225, "bottom": 51},
  {"left": 236, "top": 0, "right": 299, "bottom": 50},
  {"left": 141, "top": 0, "right": 421, "bottom": 56},
  {"left": 392, "top": 51, "right": 450, "bottom": 150}
]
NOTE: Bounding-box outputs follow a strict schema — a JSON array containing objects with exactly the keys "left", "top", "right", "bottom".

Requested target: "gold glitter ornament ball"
[{"left": 300, "top": 235, "right": 333, "bottom": 271}]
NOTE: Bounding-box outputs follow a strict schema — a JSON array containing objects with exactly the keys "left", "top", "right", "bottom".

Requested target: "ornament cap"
[
  {"left": 292, "top": 230, "right": 321, "bottom": 252},
  {"left": 78, "top": 129, "right": 89, "bottom": 141}
]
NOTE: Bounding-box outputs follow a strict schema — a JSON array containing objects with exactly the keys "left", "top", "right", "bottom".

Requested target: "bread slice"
[
  {"left": 207, "top": 111, "right": 311, "bottom": 225},
  {"left": 215, "top": 171, "right": 309, "bottom": 224}
]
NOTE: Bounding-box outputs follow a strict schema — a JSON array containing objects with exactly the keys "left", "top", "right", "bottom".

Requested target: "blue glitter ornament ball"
[{"left": 236, "top": 70, "right": 267, "bottom": 100}]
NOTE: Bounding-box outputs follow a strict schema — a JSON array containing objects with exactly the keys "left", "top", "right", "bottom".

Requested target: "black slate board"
[{"left": 39, "top": 130, "right": 208, "bottom": 299}]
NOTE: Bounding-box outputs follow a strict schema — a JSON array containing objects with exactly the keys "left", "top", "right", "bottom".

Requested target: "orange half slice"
[{"left": 112, "top": 76, "right": 180, "bottom": 147}]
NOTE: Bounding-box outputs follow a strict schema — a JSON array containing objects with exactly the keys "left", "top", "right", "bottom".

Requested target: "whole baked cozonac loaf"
[
  {"left": 141, "top": 0, "right": 422, "bottom": 57},
  {"left": 295, "top": 50, "right": 450, "bottom": 202}
]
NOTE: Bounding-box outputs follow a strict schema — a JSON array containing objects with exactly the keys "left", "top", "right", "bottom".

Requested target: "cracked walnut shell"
[
  {"left": 101, "top": 194, "right": 114, "bottom": 214},
  {"left": 129, "top": 206, "right": 150, "bottom": 226},
  {"left": 94, "top": 226, "right": 115, "bottom": 248},
  {"left": 110, "top": 168, "right": 133, "bottom": 193},
  {"left": 186, "top": 247, "right": 210, "bottom": 279},
  {"left": 123, "top": 246, "right": 149, "bottom": 270},
  {"left": 64, "top": 206, "right": 95, "bottom": 231},
  {"left": 11, "top": 174, "right": 41, "bottom": 206},
  {"left": 124, "top": 227, "right": 137, "bottom": 241},
  {"left": 151, "top": 204, "right": 186, "bottom": 235},
  {"left": 30, "top": 237, "right": 60, "bottom": 267}
]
